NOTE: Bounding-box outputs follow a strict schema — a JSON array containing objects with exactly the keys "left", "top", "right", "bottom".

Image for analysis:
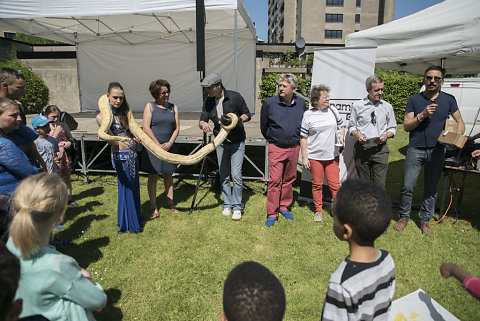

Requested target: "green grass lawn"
[{"left": 58, "top": 128, "right": 480, "bottom": 320}]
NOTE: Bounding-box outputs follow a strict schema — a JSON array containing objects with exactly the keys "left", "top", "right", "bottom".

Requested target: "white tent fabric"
[
  {"left": 346, "top": 0, "right": 480, "bottom": 75},
  {"left": 0, "top": 0, "right": 256, "bottom": 112}
]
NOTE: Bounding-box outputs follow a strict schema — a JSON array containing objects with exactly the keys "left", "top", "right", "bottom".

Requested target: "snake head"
[
  {"left": 220, "top": 114, "right": 232, "bottom": 126},
  {"left": 220, "top": 113, "right": 238, "bottom": 131}
]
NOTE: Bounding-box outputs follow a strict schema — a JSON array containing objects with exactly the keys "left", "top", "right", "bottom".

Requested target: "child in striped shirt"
[{"left": 322, "top": 179, "right": 396, "bottom": 321}]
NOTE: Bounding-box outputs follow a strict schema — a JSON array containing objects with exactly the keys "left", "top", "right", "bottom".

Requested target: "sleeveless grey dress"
[{"left": 141, "top": 102, "right": 177, "bottom": 174}]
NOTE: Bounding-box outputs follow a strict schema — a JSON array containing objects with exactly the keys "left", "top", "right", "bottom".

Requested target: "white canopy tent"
[
  {"left": 346, "top": 0, "right": 480, "bottom": 75},
  {"left": 0, "top": 0, "right": 256, "bottom": 112}
]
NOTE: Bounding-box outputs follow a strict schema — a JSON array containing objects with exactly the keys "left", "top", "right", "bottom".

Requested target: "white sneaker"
[
  {"left": 232, "top": 210, "right": 242, "bottom": 220},
  {"left": 222, "top": 208, "right": 232, "bottom": 216}
]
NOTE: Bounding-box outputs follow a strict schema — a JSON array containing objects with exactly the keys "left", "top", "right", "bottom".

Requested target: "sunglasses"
[
  {"left": 13, "top": 70, "right": 23, "bottom": 77},
  {"left": 159, "top": 90, "right": 170, "bottom": 95},
  {"left": 371, "top": 112, "right": 376, "bottom": 126},
  {"left": 424, "top": 76, "right": 442, "bottom": 82}
]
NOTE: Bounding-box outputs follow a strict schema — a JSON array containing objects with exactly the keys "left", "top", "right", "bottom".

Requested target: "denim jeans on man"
[
  {"left": 216, "top": 141, "right": 245, "bottom": 211},
  {"left": 398, "top": 144, "right": 445, "bottom": 222}
]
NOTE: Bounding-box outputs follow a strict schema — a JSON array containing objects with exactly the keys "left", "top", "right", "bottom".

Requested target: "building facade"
[{"left": 268, "top": 0, "right": 395, "bottom": 44}]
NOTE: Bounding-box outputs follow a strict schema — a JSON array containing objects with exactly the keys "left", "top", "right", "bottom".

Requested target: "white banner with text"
[{"left": 299, "top": 47, "right": 376, "bottom": 202}]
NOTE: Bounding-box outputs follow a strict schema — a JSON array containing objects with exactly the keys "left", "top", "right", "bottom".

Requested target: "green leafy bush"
[
  {"left": 376, "top": 69, "right": 422, "bottom": 123},
  {"left": 0, "top": 53, "right": 50, "bottom": 114},
  {"left": 259, "top": 73, "right": 311, "bottom": 105}
]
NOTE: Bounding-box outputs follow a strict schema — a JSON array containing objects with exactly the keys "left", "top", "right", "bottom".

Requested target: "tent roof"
[
  {"left": 345, "top": 0, "right": 480, "bottom": 74},
  {"left": 0, "top": 0, "right": 255, "bottom": 45}
]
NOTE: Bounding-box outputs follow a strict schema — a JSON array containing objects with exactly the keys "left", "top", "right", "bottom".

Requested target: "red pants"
[
  {"left": 310, "top": 157, "right": 340, "bottom": 213},
  {"left": 267, "top": 144, "right": 300, "bottom": 218}
]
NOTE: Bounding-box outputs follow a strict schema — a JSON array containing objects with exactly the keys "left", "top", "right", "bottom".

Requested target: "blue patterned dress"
[{"left": 110, "top": 117, "right": 143, "bottom": 233}]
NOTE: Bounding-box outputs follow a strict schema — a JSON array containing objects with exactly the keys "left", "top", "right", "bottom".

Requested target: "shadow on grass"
[
  {"left": 95, "top": 288, "right": 123, "bottom": 321},
  {"left": 58, "top": 213, "right": 109, "bottom": 240},
  {"left": 65, "top": 201, "right": 104, "bottom": 221},
  {"left": 74, "top": 186, "right": 105, "bottom": 202},
  {"left": 59, "top": 236, "right": 110, "bottom": 268}
]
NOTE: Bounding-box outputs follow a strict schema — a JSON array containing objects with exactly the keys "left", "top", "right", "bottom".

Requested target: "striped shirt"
[{"left": 322, "top": 249, "right": 395, "bottom": 321}]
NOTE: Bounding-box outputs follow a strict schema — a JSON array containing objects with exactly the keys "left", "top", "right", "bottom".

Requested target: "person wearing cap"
[
  {"left": 199, "top": 73, "right": 251, "bottom": 221},
  {"left": 260, "top": 73, "right": 306, "bottom": 227},
  {"left": 32, "top": 115, "right": 59, "bottom": 173}
]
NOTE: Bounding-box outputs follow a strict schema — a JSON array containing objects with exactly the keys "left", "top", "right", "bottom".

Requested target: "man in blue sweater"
[{"left": 260, "top": 73, "right": 306, "bottom": 227}]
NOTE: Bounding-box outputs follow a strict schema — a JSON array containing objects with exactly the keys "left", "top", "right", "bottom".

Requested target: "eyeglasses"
[
  {"left": 320, "top": 95, "right": 330, "bottom": 100},
  {"left": 424, "top": 76, "right": 442, "bottom": 82},
  {"left": 159, "top": 90, "right": 170, "bottom": 95},
  {"left": 371, "top": 112, "right": 376, "bottom": 126}
]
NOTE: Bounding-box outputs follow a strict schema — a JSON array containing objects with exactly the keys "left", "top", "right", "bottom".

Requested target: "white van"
[{"left": 441, "top": 78, "right": 480, "bottom": 137}]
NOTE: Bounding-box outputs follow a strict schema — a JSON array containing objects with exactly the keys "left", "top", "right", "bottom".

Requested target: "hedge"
[
  {"left": 0, "top": 52, "right": 50, "bottom": 114},
  {"left": 259, "top": 73, "right": 311, "bottom": 105},
  {"left": 376, "top": 69, "right": 422, "bottom": 123},
  {"left": 259, "top": 70, "right": 422, "bottom": 123}
]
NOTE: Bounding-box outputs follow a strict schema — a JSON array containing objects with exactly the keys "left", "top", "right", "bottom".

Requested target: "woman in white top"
[{"left": 300, "top": 85, "right": 345, "bottom": 222}]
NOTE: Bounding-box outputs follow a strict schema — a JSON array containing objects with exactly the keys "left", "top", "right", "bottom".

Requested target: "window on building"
[
  {"left": 326, "top": 0, "right": 344, "bottom": 7},
  {"left": 326, "top": 14, "right": 343, "bottom": 23},
  {"left": 325, "top": 30, "right": 342, "bottom": 39},
  {"left": 355, "top": 14, "right": 360, "bottom": 23},
  {"left": 3, "top": 32, "right": 16, "bottom": 40},
  {"left": 356, "top": 0, "right": 361, "bottom": 7}
]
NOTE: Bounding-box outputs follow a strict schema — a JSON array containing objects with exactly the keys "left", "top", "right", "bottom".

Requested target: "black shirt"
[{"left": 199, "top": 89, "right": 251, "bottom": 143}]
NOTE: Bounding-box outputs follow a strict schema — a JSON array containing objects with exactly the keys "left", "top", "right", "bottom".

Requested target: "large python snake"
[{"left": 97, "top": 94, "right": 237, "bottom": 165}]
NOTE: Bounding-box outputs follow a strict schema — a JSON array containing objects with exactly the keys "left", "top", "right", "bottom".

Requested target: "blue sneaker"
[
  {"left": 265, "top": 216, "right": 277, "bottom": 227},
  {"left": 280, "top": 210, "right": 294, "bottom": 220}
]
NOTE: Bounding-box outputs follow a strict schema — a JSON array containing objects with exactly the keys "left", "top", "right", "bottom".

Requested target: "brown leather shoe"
[
  {"left": 421, "top": 222, "right": 433, "bottom": 235},
  {"left": 393, "top": 219, "right": 408, "bottom": 231}
]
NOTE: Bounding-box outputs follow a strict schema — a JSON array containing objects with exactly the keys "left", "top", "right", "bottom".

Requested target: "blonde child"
[{"left": 7, "top": 173, "right": 106, "bottom": 320}]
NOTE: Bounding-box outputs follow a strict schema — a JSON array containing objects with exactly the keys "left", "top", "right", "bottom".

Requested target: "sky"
[{"left": 242, "top": 0, "right": 444, "bottom": 42}]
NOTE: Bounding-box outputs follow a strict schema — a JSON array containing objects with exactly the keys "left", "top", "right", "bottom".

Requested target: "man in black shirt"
[{"left": 199, "top": 73, "right": 251, "bottom": 220}]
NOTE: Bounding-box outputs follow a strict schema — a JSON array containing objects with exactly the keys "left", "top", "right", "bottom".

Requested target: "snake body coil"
[{"left": 97, "top": 94, "right": 237, "bottom": 165}]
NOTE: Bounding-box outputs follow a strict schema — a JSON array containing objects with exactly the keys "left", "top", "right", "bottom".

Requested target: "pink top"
[
  {"left": 463, "top": 275, "right": 480, "bottom": 301},
  {"left": 49, "top": 122, "right": 71, "bottom": 169}
]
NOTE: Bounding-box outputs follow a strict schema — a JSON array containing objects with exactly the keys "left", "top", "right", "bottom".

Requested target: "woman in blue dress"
[
  {"left": 96, "top": 82, "right": 143, "bottom": 233},
  {"left": 142, "top": 79, "right": 180, "bottom": 218}
]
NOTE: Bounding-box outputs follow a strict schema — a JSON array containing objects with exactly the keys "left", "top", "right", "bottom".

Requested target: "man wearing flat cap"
[{"left": 199, "top": 73, "right": 251, "bottom": 221}]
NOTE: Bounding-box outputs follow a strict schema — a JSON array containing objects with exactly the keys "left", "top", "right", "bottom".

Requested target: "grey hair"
[
  {"left": 365, "top": 75, "right": 384, "bottom": 90},
  {"left": 310, "top": 85, "right": 330, "bottom": 105},
  {"left": 278, "top": 73, "right": 298, "bottom": 88}
]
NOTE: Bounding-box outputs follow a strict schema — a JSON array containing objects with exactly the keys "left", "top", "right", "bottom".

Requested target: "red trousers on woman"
[{"left": 310, "top": 157, "right": 340, "bottom": 213}]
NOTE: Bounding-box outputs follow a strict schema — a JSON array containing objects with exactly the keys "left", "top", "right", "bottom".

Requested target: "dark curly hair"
[
  {"left": 223, "top": 261, "right": 286, "bottom": 321},
  {"left": 334, "top": 178, "right": 392, "bottom": 244}
]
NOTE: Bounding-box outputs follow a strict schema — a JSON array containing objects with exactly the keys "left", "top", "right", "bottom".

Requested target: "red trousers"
[
  {"left": 267, "top": 144, "right": 300, "bottom": 218},
  {"left": 310, "top": 157, "right": 340, "bottom": 213}
]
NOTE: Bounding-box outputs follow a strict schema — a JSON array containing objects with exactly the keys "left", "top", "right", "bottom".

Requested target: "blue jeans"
[
  {"left": 398, "top": 145, "right": 445, "bottom": 222},
  {"left": 216, "top": 141, "right": 245, "bottom": 211}
]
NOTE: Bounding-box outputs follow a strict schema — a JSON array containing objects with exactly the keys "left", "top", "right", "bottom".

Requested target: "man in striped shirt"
[{"left": 322, "top": 179, "right": 395, "bottom": 321}]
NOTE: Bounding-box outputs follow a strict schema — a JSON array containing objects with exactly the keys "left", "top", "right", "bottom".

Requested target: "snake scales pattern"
[{"left": 97, "top": 94, "right": 237, "bottom": 165}]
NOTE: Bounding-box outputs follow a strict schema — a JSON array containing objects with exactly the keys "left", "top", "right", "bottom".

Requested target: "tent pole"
[
  {"left": 234, "top": 9, "right": 238, "bottom": 90},
  {"left": 74, "top": 32, "right": 83, "bottom": 113}
]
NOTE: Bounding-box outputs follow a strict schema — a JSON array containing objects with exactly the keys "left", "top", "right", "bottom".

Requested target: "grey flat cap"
[{"left": 201, "top": 73, "right": 222, "bottom": 87}]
